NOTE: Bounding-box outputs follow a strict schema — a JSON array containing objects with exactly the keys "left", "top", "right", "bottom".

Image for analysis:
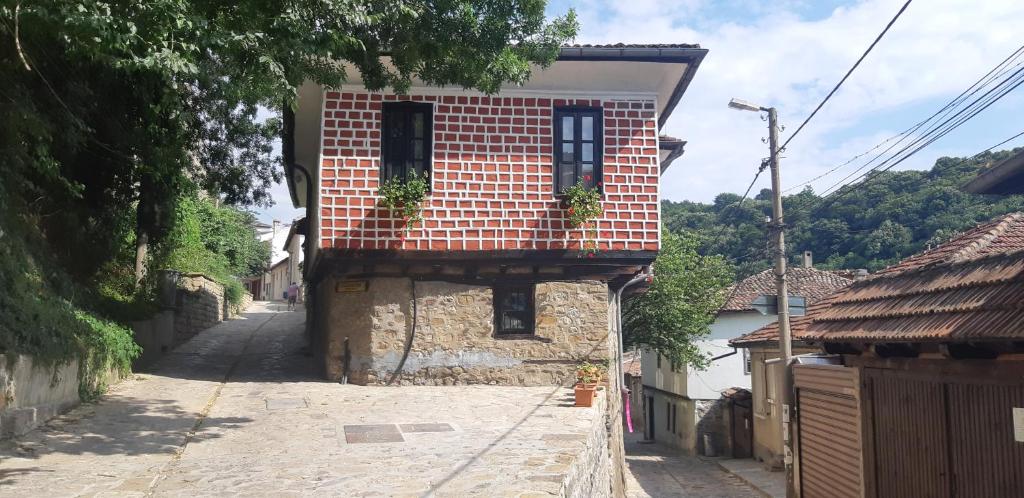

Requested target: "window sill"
[{"left": 493, "top": 334, "right": 551, "bottom": 342}]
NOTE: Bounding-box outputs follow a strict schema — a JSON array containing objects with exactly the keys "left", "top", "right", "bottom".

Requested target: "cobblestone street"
[
  {"left": 0, "top": 303, "right": 608, "bottom": 497},
  {"left": 624, "top": 433, "right": 759, "bottom": 498}
]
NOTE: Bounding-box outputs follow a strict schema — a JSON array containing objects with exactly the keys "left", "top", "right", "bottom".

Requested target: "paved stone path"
[
  {"left": 0, "top": 302, "right": 607, "bottom": 497},
  {"left": 623, "top": 433, "right": 759, "bottom": 497}
]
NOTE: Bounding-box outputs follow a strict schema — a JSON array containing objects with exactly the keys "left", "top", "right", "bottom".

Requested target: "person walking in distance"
[{"left": 287, "top": 282, "right": 299, "bottom": 311}]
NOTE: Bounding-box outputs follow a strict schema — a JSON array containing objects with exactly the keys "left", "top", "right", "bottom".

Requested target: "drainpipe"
[{"left": 615, "top": 266, "right": 653, "bottom": 427}]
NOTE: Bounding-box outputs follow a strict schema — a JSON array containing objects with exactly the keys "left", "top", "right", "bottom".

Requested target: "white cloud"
[{"left": 563, "top": 0, "right": 1024, "bottom": 201}]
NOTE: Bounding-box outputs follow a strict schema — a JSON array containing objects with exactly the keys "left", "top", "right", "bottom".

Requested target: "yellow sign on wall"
[{"left": 335, "top": 280, "right": 369, "bottom": 293}]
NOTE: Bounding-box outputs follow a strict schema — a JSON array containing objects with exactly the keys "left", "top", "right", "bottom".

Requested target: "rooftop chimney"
[
  {"left": 272, "top": 219, "right": 281, "bottom": 237},
  {"left": 802, "top": 250, "right": 813, "bottom": 268},
  {"left": 854, "top": 269, "right": 870, "bottom": 280}
]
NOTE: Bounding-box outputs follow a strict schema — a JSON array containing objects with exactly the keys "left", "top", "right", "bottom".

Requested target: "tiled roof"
[
  {"left": 731, "top": 212, "right": 1024, "bottom": 345},
  {"left": 720, "top": 267, "right": 853, "bottom": 312},
  {"left": 872, "top": 212, "right": 1024, "bottom": 276}
]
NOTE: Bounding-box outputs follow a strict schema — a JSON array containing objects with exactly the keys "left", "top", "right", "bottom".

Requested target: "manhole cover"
[{"left": 343, "top": 424, "right": 405, "bottom": 444}]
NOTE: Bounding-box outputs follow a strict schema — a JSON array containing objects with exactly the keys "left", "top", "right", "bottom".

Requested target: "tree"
[{"left": 623, "top": 230, "right": 733, "bottom": 370}]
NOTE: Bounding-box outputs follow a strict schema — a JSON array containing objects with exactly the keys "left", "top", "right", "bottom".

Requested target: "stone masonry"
[
  {"left": 173, "top": 273, "right": 227, "bottom": 345},
  {"left": 318, "top": 277, "right": 613, "bottom": 386}
]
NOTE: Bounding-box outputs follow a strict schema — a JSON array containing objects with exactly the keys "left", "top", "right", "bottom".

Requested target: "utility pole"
[
  {"left": 766, "top": 107, "right": 797, "bottom": 498},
  {"left": 728, "top": 98, "right": 795, "bottom": 496}
]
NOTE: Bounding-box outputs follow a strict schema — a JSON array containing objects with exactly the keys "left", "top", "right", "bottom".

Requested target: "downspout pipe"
[{"left": 614, "top": 266, "right": 653, "bottom": 423}]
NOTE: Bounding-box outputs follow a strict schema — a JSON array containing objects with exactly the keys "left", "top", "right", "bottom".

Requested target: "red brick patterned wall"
[{"left": 318, "top": 90, "right": 660, "bottom": 252}]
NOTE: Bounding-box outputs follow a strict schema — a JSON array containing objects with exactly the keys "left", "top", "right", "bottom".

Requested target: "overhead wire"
[
  {"left": 784, "top": 43, "right": 1024, "bottom": 193},
  {"left": 778, "top": 0, "right": 914, "bottom": 153}
]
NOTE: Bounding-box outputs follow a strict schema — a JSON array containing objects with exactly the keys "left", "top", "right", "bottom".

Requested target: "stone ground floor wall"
[
  {"left": 695, "top": 398, "right": 734, "bottom": 457},
  {"left": 314, "top": 276, "right": 614, "bottom": 386}
]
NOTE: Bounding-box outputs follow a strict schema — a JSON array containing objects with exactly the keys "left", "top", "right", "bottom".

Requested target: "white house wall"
[{"left": 687, "top": 312, "right": 775, "bottom": 400}]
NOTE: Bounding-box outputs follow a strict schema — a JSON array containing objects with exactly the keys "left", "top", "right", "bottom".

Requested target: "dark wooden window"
[
  {"left": 381, "top": 102, "right": 432, "bottom": 181},
  {"left": 494, "top": 285, "right": 535, "bottom": 335},
  {"left": 553, "top": 106, "right": 603, "bottom": 192},
  {"left": 666, "top": 402, "right": 671, "bottom": 432}
]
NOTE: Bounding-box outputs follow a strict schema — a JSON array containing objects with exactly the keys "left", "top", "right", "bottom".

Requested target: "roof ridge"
[{"left": 950, "top": 212, "right": 1024, "bottom": 264}]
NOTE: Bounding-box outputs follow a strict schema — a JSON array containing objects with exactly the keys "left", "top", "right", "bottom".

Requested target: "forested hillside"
[{"left": 664, "top": 148, "right": 1024, "bottom": 278}]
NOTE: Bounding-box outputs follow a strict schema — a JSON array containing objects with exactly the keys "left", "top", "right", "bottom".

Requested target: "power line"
[
  {"left": 778, "top": 0, "right": 914, "bottom": 153},
  {"left": 785, "top": 42, "right": 1024, "bottom": 194},
  {"left": 817, "top": 64, "right": 1024, "bottom": 199},
  {"left": 814, "top": 129, "right": 1024, "bottom": 215}
]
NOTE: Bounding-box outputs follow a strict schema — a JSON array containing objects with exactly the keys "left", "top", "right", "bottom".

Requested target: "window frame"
[
  {"left": 553, "top": 105, "right": 604, "bottom": 193},
  {"left": 380, "top": 101, "right": 434, "bottom": 183},
  {"left": 493, "top": 284, "right": 536, "bottom": 337}
]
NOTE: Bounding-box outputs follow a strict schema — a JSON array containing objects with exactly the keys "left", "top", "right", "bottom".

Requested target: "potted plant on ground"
[
  {"left": 574, "top": 361, "right": 603, "bottom": 407},
  {"left": 562, "top": 180, "right": 603, "bottom": 257},
  {"left": 378, "top": 171, "right": 430, "bottom": 233}
]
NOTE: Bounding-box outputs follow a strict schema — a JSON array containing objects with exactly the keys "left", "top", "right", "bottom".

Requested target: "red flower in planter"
[{"left": 567, "top": 207, "right": 575, "bottom": 215}]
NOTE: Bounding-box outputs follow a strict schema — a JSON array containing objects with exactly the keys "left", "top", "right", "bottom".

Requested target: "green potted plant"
[
  {"left": 574, "top": 361, "right": 603, "bottom": 407},
  {"left": 378, "top": 171, "right": 430, "bottom": 232},
  {"left": 562, "top": 181, "right": 603, "bottom": 257}
]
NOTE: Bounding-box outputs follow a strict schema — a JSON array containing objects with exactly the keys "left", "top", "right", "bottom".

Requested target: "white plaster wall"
[
  {"left": 639, "top": 348, "right": 686, "bottom": 397},
  {"left": 686, "top": 312, "right": 775, "bottom": 400}
]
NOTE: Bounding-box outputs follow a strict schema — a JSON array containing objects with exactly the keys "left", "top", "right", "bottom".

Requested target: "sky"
[{"left": 256, "top": 0, "right": 1024, "bottom": 223}]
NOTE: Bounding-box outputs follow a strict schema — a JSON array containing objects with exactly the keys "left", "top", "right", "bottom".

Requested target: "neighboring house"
[
  {"left": 282, "top": 219, "right": 306, "bottom": 303},
  {"left": 280, "top": 43, "right": 707, "bottom": 390},
  {"left": 641, "top": 256, "right": 851, "bottom": 455},
  {"left": 729, "top": 301, "right": 830, "bottom": 469},
  {"left": 738, "top": 210, "right": 1024, "bottom": 497}
]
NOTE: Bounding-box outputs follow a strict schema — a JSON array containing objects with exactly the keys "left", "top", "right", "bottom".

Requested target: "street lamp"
[
  {"left": 727, "top": 98, "right": 767, "bottom": 113},
  {"left": 729, "top": 97, "right": 796, "bottom": 498}
]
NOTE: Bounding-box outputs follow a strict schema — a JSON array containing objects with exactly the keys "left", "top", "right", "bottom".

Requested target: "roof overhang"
[
  {"left": 283, "top": 45, "right": 707, "bottom": 208},
  {"left": 659, "top": 137, "right": 686, "bottom": 174},
  {"left": 283, "top": 217, "right": 307, "bottom": 251},
  {"left": 964, "top": 149, "right": 1024, "bottom": 194}
]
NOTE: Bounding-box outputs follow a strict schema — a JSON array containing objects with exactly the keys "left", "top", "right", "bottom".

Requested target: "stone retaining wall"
[
  {"left": 563, "top": 391, "right": 612, "bottom": 498},
  {"left": 173, "top": 273, "right": 227, "bottom": 345},
  {"left": 0, "top": 355, "right": 118, "bottom": 439}
]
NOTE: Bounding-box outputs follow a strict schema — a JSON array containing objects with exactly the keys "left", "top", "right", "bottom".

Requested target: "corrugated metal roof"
[
  {"left": 721, "top": 268, "right": 852, "bottom": 312},
  {"left": 732, "top": 212, "right": 1024, "bottom": 345}
]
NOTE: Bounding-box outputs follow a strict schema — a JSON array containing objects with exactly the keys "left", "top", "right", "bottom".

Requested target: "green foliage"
[
  {"left": 575, "top": 361, "right": 605, "bottom": 385},
  {"left": 378, "top": 172, "right": 431, "bottom": 229},
  {"left": 74, "top": 311, "right": 141, "bottom": 401},
  {"left": 156, "top": 193, "right": 264, "bottom": 307},
  {"left": 623, "top": 230, "right": 733, "bottom": 369},
  {"left": 0, "top": 207, "right": 140, "bottom": 400},
  {"left": 564, "top": 181, "right": 604, "bottom": 227},
  {"left": 663, "top": 149, "right": 1024, "bottom": 278},
  {"left": 563, "top": 181, "right": 603, "bottom": 255}
]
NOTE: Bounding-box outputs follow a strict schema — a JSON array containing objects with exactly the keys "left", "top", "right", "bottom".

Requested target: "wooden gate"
[
  {"left": 865, "top": 367, "right": 1024, "bottom": 498},
  {"left": 794, "top": 364, "right": 863, "bottom": 498}
]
